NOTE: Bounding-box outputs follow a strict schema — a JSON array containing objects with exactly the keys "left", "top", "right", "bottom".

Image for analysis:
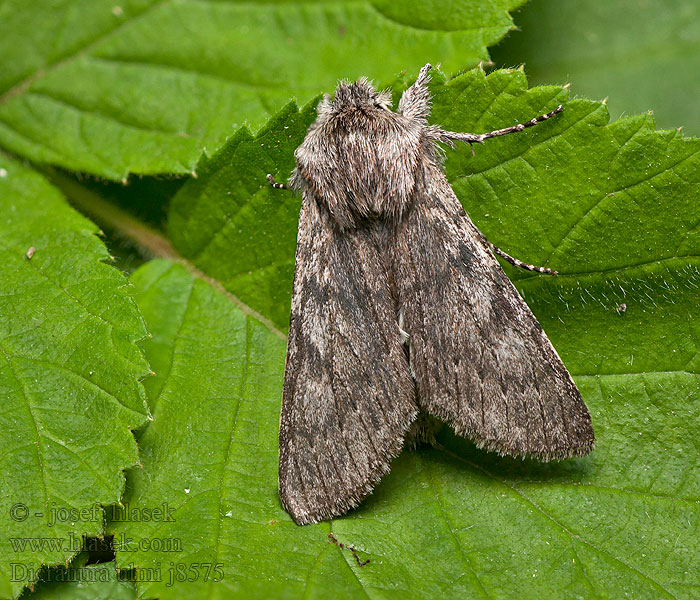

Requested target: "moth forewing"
[{"left": 271, "top": 63, "right": 593, "bottom": 525}]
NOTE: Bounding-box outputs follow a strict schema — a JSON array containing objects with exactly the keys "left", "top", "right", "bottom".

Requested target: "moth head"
[
  {"left": 294, "top": 76, "right": 428, "bottom": 228},
  {"left": 318, "top": 78, "right": 393, "bottom": 116}
]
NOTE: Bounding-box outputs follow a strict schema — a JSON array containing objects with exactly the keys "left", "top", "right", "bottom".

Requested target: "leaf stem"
[
  {"left": 47, "top": 169, "right": 287, "bottom": 341},
  {"left": 48, "top": 169, "right": 179, "bottom": 259}
]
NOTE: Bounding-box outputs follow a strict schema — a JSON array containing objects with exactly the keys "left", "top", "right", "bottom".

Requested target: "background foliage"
[
  {"left": 492, "top": 0, "right": 700, "bottom": 135},
  {"left": 0, "top": 0, "right": 697, "bottom": 598}
]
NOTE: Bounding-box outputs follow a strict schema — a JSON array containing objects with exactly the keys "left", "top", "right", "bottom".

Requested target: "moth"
[{"left": 268, "top": 64, "right": 594, "bottom": 525}]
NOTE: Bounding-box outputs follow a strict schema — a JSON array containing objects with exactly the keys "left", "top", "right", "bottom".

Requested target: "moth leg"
[
  {"left": 437, "top": 105, "right": 564, "bottom": 146},
  {"left": 266, "top": 173, "right": 289, "bottom": 189},
  {"left": 478, "top": 105, "right": 563, "bottom": 140},
  {"left": 486, "top": 240, "right": 557, "bottom": 275}
]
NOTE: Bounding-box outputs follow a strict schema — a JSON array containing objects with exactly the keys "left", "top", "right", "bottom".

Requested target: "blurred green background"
[{"left": 491, "top": 0, "right": 700, "bottom": 135}]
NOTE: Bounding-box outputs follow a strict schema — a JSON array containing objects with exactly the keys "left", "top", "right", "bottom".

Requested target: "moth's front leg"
[
  {"left": 266, "top": 173, "right": 289, "bottom": 190},
  {"left": 437, "top": 105, "right": 564, "bottom": 146}
]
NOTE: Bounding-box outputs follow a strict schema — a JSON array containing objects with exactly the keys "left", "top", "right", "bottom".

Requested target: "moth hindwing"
[{"left": 270, "top": 64, "right": 594, "bottom": 525}]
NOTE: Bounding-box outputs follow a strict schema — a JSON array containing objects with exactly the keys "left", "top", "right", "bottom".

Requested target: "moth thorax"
[{"left": 331, "top": 144, "right": 419, "bottom": 226}]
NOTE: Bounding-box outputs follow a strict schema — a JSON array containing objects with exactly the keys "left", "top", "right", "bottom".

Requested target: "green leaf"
[
  {"left": 167, "top": 100, "right": 318, "bottom": 332},
  {"left": 0, "top": 0, "right": 524, "bottom": 180},
  {"left": 0, "top": 157, "right": 150, "bottom": 598},
  {"left": 114, "top": 69, "right": 698, "bottom": 598},
  {"left": 110, "top": 259, "right": 287, "bottom": 600},
  {"left": 491, "top": 0, "right": 700, "bottom": 135},
  {"left": 22, "top": 560, "right": 136, "bottom": 600}
]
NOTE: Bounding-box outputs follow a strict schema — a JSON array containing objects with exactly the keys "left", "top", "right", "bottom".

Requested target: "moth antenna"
[
  {"left": 317, "top": 93, "right": 332, "bottom": 115},
  {"left": 376, "top": 88, "right": 393, "bottom": 109},
  {"left": 399, "top": 63, "right": 433, "bottom": 120}
]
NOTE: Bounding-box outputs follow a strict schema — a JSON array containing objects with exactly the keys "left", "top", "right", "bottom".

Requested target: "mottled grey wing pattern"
[
  {"left": 391, "top": 164, "right": 594, "bottom": 460},
  {"left": 279, "top": 192, "right": 418, "bottom": 525}
]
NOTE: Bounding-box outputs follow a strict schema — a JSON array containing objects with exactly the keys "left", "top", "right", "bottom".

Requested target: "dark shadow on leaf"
[{"left": 435, "top": 426, "right": 596, "bottom": 484}]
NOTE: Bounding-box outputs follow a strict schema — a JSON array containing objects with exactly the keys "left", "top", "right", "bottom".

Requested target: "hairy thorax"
[{"left": 290, "top": 86, "right": 434, "bottom": 229}]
